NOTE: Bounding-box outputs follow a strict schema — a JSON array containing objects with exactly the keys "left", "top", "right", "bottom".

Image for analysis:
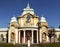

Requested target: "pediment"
[
  {"left": 18, "top": 13, "right": 39, "bottom": 18},
  {"left": 17, "top": 13, "right": 39, "bottom": 27},
  {"left": 22, "top": 13, "right": 34, "bottom": 17}
]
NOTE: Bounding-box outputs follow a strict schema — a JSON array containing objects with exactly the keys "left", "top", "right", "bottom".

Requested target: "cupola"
[
  {"left": 40, "top": 16, "right": 47, "bottom": 22},
  {"left": 10, "top": 16, "right": 17, "bottom": 23}
]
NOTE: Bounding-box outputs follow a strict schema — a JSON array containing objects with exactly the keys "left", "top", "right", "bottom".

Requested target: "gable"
[{"left": 18, "top": 13, "right": 39, "bottom": 18}]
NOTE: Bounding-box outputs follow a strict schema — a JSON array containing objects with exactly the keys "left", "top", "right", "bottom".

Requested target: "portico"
[{"left": 18, "top": 28, "right": 39, "bottom": 44}]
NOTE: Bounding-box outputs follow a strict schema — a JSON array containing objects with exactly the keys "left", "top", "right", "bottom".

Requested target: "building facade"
[{"left": 0, "top": 3, "right": 60, "bottom": 44}]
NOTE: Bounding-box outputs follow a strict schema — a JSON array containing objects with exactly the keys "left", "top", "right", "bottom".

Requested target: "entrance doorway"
[
  {"left": 34, "top": 30, "right": 37, "bottom": 43},
  {"left": 20, "top": 30, "right": 24, "bottom": 43},
  {"left": 25, "top": 30, "right": 31, "bottom": 43}
]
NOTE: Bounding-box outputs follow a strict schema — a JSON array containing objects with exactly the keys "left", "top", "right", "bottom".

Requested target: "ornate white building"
[{"left": 0, "top": 3, "right": 60, "bottom": 44}]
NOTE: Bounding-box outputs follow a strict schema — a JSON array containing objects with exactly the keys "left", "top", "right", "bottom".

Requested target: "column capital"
[
  {"left": 24, "top": 30, "right": 26, "bottom": 31},
  {"left": 36, "top": 30, "right": 38, "bottom": 31},
  {"left": 32, "top": 30, "right": 34, "bottom": 31}
]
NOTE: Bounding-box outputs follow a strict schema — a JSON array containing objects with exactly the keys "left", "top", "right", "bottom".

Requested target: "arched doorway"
[{"left": 25, "top": 30, "right": 31, "bottom": 43}]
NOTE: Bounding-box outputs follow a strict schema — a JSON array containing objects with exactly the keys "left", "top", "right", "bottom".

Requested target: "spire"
[{"left": 26, "top": 3, "right": 30, "bottom": 9}]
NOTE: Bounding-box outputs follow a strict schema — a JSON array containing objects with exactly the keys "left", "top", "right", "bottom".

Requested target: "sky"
[{"left": 0, "top": 0, "right": 60, "bottom": 28}]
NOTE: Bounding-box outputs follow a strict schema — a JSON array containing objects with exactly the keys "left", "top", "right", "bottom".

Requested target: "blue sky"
[{"left": 0, "top": 0, "right": 60, "bottom": 28}]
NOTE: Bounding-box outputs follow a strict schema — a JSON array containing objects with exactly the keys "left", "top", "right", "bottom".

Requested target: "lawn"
[
  {"left": 41, "top": 43, "right": 60, "bottom": 47},
  {"left": 0, "top": 43, "right": 60, "bottom": 47},
  {"left": 0, "top": 43, "right": 20, "bottom": 47}
]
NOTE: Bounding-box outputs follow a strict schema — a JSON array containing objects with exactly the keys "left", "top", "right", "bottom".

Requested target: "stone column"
[
  {"left": 19, "top": 31, "right": 20, "bottom": 43},
  {"left": 40, "top": 29, "right": 42, "bottom": 43},
  {"left": 37, "top": 31, "right": 38, "bottom": 43},
  {"left": 32, "top": 30, "right": 33, "bottom": 43},
  {"left": 24, "top": 30, "right": 25, "bottom": 43},
  {"left": 15, "top": 28, "right": 18, "bottom": 43}
]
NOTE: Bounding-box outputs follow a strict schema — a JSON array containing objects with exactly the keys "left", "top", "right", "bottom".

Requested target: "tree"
[
  {"left": 48, "top": 30, "right": 52, "bottom": 43},
  {"left": 52, "top": 28, "right": 55, "bottom": 43},
  {"left": 58, "top": 34, "right": 60, "bottom": 42},
  {"left": 48, "top": 28, "right": 55, "bottom": 43},
  {"left": 1, "top": 34, "right": 4, "bottom": 41},
  {"left": 59, "top": 25, "right": 60, "bottom": 28}
]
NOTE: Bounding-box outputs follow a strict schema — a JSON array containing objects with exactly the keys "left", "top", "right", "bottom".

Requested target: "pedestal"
[{"left": 28, "top": 40, "right": 30, "bottom": 47}]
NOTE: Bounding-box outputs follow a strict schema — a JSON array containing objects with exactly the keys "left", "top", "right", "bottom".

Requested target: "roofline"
[{"left": 0, "top": 28, "right": 8, "bottom": 31}]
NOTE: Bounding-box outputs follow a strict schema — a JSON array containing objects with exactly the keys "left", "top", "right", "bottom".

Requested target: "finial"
[
  {"left": 41, "top": 14, "right": 44, "bottom": 17},
  {"left": 26, "top": 3, "right": 30, "bottom": 8},
  {"left": 12, "top": 14, "right": 16, "bottom": 19}
]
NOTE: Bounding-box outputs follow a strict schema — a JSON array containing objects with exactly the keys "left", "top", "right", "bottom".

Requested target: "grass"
[
  {"left": 0, "top": 42, "right": 60, "bottom": 47},
  {"left": 41, "top": 42, "right": 60, "bottom": 47},
  {"left": 0, "top": 43, "right": 20, "bottom": 47}
]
